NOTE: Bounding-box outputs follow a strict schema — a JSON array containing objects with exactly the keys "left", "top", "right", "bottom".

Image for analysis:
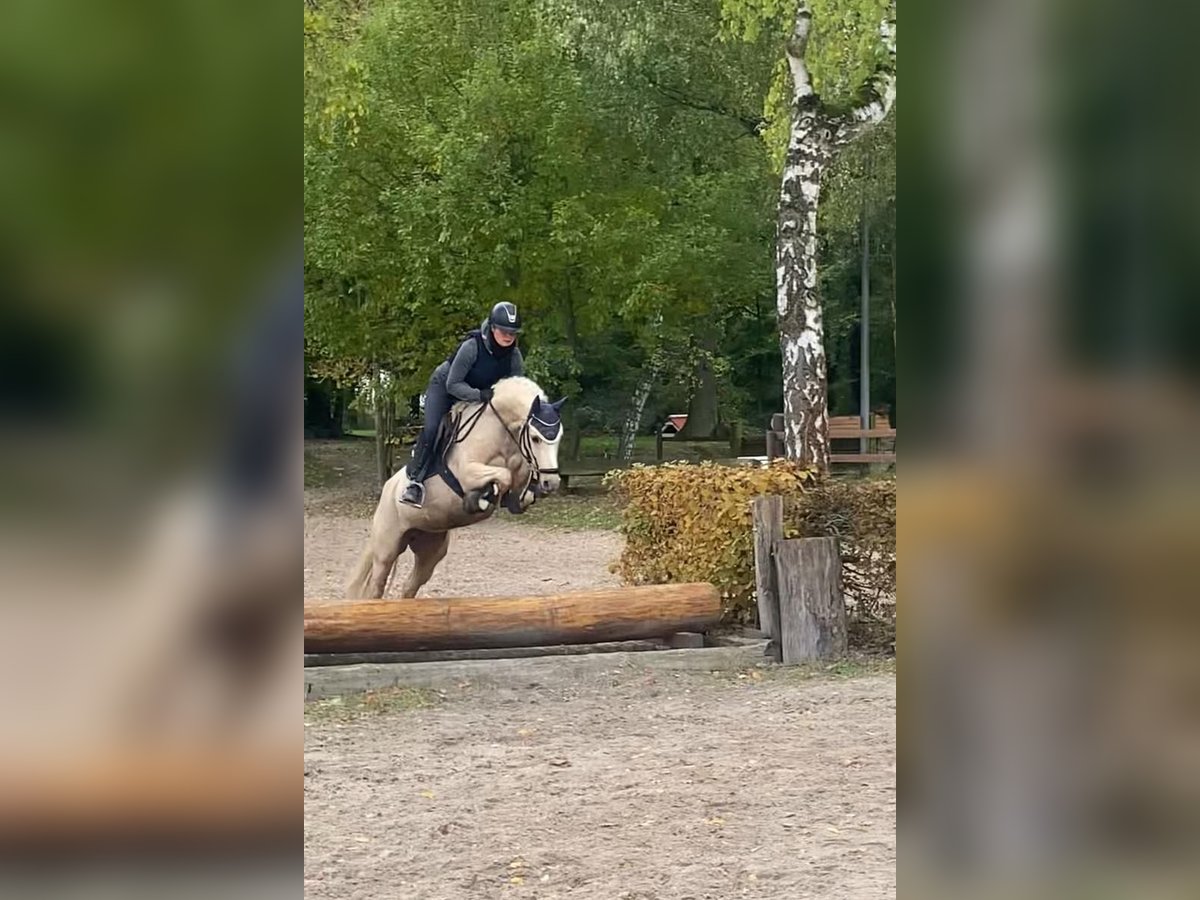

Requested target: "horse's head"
[
  {"left": 527, "top": 395, "right": 565, "bottom": 495},
  {"left": 490, "top": 378, "right": 566, "bottom": 497}
]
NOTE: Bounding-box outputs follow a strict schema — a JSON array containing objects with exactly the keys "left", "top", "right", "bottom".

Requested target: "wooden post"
[
  {"left": 767, "top": 414, "right": 785, "bottom": 462},
  {"left": 751, "top": 497, "right": 784, "bottom": 662},
  {"left": 655, "top": 427, "right": 664, "bottom": 461},
  {"left": 765, "top": 429, "right": 783, "bottom": 461},
  {"left": 729, "top": 421, "right": 744, "bottom": 456},
  {"left": 773, "top": 537, "right": 847, "bottom": 663}
]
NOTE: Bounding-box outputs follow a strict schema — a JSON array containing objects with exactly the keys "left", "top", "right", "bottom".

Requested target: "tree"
[
  {"left": 725, "top": 0, "right": 895, "bottom": 467},
  {"left": 305, "top": 0, "right": 796, "bottom": 471},
  {"left": 541, "top": 0, "right": 779, "bottom": 447}
]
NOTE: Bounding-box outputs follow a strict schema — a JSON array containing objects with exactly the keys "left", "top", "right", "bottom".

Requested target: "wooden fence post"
[
  {"left": 751, "top": 496, "right": 784, "bottom": 662},
  {"left": 765, "top": 429, "right": 783, "bottom": 461},
  {"left": 772, "top": 537, "right": 847, "bottom": 663}
]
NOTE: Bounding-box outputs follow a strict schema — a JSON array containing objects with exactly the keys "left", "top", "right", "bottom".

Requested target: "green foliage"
[
  {"left": 305, "top": 0, "right": 894, "bottom": 441},
  {"left": 720, "top": 0, "right": 892, "bottom": 167},
  {"left": 608, "top": 463, "right": 895, "bottom": 644}
]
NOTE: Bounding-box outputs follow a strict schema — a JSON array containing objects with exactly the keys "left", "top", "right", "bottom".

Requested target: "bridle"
[
  {"left": 435, "top": 395, "right": 560, "bottom": 502},
  {"left": 488, "top": 399, "right": 561, "bottom": 495}
]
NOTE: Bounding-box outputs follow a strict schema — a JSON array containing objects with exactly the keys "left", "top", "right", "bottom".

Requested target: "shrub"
[{"left": 607, "top": 462, "right": 895, "bottom": 649}]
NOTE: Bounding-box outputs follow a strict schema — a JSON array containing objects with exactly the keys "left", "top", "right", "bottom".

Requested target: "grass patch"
[
  {"left": 304, "top": 686, "right": 440, "bottom": 723},
  {"left": 573, "top": 434, "right": 744, "bottom": 463},
  {"left": 520, "top": 491, "right": 622, "bottom": 531},
  {"left": 577, "top": 434, "right": 656, "bottom": 457}
]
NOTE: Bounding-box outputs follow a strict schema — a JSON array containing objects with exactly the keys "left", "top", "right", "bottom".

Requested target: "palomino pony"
[{"left": 346, "top": 376, "right": 564, "bottom": 599}]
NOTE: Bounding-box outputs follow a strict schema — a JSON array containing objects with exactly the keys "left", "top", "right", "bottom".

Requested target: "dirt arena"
[{"left": 304, "top": 442, "right": 896, "bottom": 898}]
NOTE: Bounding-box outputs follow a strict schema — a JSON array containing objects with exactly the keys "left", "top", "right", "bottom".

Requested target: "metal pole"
[{"left": 860, "top": 204, "right": 871, "bottom": 454}]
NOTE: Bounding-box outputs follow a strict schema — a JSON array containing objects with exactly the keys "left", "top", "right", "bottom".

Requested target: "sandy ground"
[
  {"left": 304, "top": 669, "right": 896, "bottom": 900},
  {"left": 305, "top": 514, "right": 624, "bottom": 599},
  {"left": 304, "top": 441, "right": 895, "bottom": 898},
  {"left": 304, "top": 439, "right": 622, "bottom": 599}
]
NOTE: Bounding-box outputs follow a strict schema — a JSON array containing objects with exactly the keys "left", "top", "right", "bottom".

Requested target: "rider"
[{"left": 400, "top": 301, "right": 524, "bottom": 507}]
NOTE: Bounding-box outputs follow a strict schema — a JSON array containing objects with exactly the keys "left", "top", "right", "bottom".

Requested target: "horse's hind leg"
[
  {"left": 399, "top": 530, "right": 450, "bottom": 598},
  {"left": 365, "top": 532, "right": 409, "bottom": 599},
  {"left": 352, "top": 479, "right": 412, "bottom": 598}
]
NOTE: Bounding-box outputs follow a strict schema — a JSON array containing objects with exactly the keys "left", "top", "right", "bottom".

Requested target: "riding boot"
[{"left": 400, "top": 434, "right": 432, "bottom": 507}]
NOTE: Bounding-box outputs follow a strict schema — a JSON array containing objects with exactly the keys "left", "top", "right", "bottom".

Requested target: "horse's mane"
[{"left": 452, "top": 376, "right": 546, "bottom": 426}]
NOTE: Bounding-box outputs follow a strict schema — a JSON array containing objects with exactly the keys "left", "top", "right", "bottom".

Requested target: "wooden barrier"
[
  {"left": 305, "top": 583, "right": 721, "bottom": 654},
  {"left": 751, "top": 497, "right": 848, "bottom": 664},
  {"left": 752, "top": 496, "right": 785, "bottom": 663}
]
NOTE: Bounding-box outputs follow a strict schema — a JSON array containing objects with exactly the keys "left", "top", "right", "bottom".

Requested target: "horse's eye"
[{"left": 532, "top": 435, "right": 542, "bottom": 443}]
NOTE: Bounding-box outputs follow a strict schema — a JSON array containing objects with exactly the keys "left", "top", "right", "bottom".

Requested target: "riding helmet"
[{"left": 488, "top": 301, "right": 522, "bottom": 335}]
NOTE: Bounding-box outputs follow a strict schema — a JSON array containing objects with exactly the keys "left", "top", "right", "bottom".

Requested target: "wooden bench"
[
  {"left": 829, "top": 414, "right": 896, "bottom": 465},
  {"left": 766, "top": 413, "right": 896, "bottom": 466}
]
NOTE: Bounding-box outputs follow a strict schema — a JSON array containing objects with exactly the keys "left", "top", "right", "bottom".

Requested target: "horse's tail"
[{"left": 344, "top": 542, "right": 375, "bottom": 599}]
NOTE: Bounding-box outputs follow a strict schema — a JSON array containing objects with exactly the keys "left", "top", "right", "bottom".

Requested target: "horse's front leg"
[
  {"left": 503, "top": 486, "right": 535, "bottom": 515},
  {"left": 460, "top": 463, "right": 513, "bottom": 514}
]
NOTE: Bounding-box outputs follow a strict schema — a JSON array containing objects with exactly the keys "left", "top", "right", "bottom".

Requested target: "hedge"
[{"left": 606, "top": 461, "right": 895, "bottom": 651}]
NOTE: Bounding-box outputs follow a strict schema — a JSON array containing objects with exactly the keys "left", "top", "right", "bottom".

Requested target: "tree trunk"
[
  {"left": 563, "top": 270, "right": 583, "bottom": 461},
  {"left": 619, "top": 363, "right": 658, "bottom": 461},
  {"left": 303, "top": 376, "right": 344, "bottom": 438},
  {"left": 371, "top": 365, "right": 389, "bottom": 490},
  {"left": 773, "top": 537, "right": 847, "bottom": 663},
  {"left": 678, "top": 349, "right": 719, "bottom": 439},
  {"left": 382, "top": 395, "right": 395, "bottom": 479},
  {"left": 775, "top": 0, "right": 895, "bottom": 469},
  {"left": 776, "top": 104, "right": 832, "bottom": 469}
]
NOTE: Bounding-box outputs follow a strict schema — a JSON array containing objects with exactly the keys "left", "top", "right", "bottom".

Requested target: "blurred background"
[
  {"left": 4, "top": 0, "right": 1199, "bottom": 893},
  {"left": 902, "top": 0, "right": 1200, "bottom": 896},
  {"left": 0, "top": 0, "right": 299, "bottom": 884}
]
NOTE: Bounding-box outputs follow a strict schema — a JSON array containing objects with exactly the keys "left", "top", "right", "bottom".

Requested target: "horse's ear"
[
  {"left": 531, "top": 396, "right": 542, "bottom": 415},
  {"left": 552, "top": 397, "right": 566, "bottom": 412}
]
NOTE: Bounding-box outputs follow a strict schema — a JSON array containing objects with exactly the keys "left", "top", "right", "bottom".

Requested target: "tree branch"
[
  {"left": 831, "top": 5, "right": 896, "bottom": 146},
  {"left": 645, "top": 75, "right": 769, "bottom": 136}
]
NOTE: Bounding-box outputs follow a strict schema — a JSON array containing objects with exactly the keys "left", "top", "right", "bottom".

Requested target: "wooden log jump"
[{"left": 304, "top": 583, "right": 720, "bottom": 654}]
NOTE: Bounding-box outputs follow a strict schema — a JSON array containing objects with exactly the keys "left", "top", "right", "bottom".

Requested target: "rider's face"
[{"left": 492, "top": 326, "right": 517, "bottom": 348}]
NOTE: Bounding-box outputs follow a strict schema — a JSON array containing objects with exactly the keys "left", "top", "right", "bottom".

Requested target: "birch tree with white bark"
[{"left": 727, "top": 0, "right": 895, "bottom": 466}]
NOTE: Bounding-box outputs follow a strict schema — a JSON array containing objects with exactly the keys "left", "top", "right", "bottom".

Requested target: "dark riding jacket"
[{"left": 433, "top": 321, "right": 523, "bottom": 402}]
